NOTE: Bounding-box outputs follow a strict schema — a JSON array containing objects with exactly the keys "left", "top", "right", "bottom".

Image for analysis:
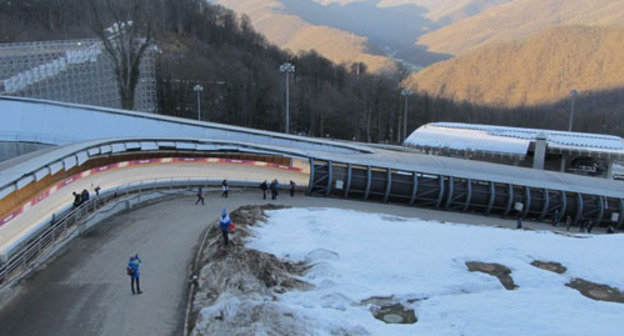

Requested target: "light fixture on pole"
[
  {"left": 401, "top": 89, "right": 413, "bottom": 142},
  {"left": 193, "top": 84, "right": 203, "bottom": 121},
  {"left": 568, "top": 89, "right": 579, "bottom": 132},
  {"left": 280, "top": 62, "right": 295, "bottom": 134}
]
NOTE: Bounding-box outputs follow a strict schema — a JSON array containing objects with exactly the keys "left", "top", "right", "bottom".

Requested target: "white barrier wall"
[{"left": 0, "top": 96, "right": 369, "bottom": 154}]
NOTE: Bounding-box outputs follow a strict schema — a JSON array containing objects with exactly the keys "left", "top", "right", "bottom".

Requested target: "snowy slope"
[{"left": 246, "top": 208, "right": 624, "bottom": 336}]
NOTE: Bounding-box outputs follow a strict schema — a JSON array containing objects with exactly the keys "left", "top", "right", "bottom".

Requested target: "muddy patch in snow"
[
  {"left": 530, "top": 260, "right": 567, "bottom": 274},
  {"left": 190, "top": 204, "right": 314, "bottom": 336},
  {"left": 465, "top": 261, "right": 518, "bottom": 290},
  {"left": 566, "top": 278, "right": 624, "bottom": 304}
]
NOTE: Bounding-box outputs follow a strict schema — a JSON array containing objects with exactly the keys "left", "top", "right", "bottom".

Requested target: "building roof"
[{"left": 405, "top": 122, "right": 624, "bottom": 157}]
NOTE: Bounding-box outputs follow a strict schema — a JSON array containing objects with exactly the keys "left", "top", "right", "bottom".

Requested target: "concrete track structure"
[{"left": 1, "top": 96, "right": 624, "bottom": 289}]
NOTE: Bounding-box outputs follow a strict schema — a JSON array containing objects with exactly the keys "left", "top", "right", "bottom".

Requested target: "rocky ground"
[
  {"left": 190, "top": 205, "right": 315, "bottom": 336},
  {"left": 188, "top": 205, "right": 624, "bottom": 335}
]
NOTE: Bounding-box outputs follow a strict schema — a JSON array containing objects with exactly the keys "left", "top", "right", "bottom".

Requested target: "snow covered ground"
[{"left": 246, "top": 208, "right": 624, "bottom": 336}]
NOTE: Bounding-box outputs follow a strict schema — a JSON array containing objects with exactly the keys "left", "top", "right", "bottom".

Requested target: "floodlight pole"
[
  {"left": 193, "top": 84, "right": 203, "bottom": 121},
  {"left": 569, "top": 89, "right": 579, "bottom": 132},
  {"left": 280, "top": 63, "right": 295, "bottom": 134},
  {"left": 401, "top": 89, "right": 413, "bottom": 143}
]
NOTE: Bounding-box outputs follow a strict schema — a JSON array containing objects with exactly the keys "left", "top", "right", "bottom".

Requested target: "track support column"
[
  {"left": 539, "top": 189, "right": 550, "bottom": 221},
  {"left": 596, "top": 196, "right": 605, "bottom": 225},
  {"left": 462, "top": 179, "right": 472, "bottom": 211},
  {"left": 485, "top": 181, "right": 495, "bottom": 215},
  {"left": 504, "top": 184, "right": 514, "bottom": 216},
  {"left": 521, "top": 186, "right": 531, "bottom": 219},
  {"left": 344, "top": 163, "right": 352, "bottom": 199},
  {"left": 306, "top": 158, "right": 315, "bottom": 195},
  {"left": 618, "top": 199, "right": 624, "bottom": 230},
  {"left": 444, "top": 177, "right": 454, "bottom": 210},
  {"left": 363, "top": 166, "right": 372, "bottom": 200},
  {"left": 325, "top": 161, "right": 333, "bottom": 197},
  {"left": 573, "top": 193, "right": 583, "bottom": 226},
  {"left": 436, "top": 176, "right": 445, "bottom": 208},
  {"left": 409, "top": 172, "right": 418, "bottom": 205},
  {"left": 383, "top": 169, "right": 392, "bottom": 202}
]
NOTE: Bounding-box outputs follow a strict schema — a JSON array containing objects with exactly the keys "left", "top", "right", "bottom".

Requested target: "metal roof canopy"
[{"left": 406, "top": 122, "right": 624, "bottom": 159}]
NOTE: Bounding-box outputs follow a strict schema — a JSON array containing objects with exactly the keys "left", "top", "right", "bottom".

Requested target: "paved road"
[{"left": 0, "top": 191, "right": 560, "bottom": 336}]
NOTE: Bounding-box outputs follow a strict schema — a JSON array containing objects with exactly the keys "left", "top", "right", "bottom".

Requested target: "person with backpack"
[
  {"left": 260, "top": 180, "right": 268, "bottom": 199},
  {"left": 195, "top": 186, "right": 205, "bottom": 205},
  {"left": 219, "top": 209, "right": 231, "bottom": 246},
  {"left": 221, "top": 180, "right": 229, "bottom": 198},
  {"left": 127, "top": 254, "right": 142, "bottom": 295}
]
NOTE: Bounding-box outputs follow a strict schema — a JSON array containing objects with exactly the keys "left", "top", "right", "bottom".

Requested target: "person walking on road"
[
  {"left": 219, "top": 209, "right": 231, "bottom": 246},
  {"left": 260, "top": 180, "right": 268, "bottom": 199},
  {"left": 289, "top": 180, "right": 296, "bottom": 197},
  {"left": 270, "top": 178, "right": 279, "bottom": 200},
  {"left": 195, "top": 187, "right": 205, "bottom": 205},
  {"left": 221, "top": 180, "right": 229, "bottom": 198},
  {"left": 127, "top": 254, "right": 142, "bottom": 295}
]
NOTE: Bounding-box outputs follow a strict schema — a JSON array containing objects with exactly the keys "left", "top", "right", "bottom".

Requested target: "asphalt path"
[{"left": 0, "top": 191, "right": 553, "bottom": 336}]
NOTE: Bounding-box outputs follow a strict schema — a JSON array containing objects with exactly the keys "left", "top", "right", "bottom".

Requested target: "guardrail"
[{"left": 0, "top": 177, "right": 279, "bottom": 292}]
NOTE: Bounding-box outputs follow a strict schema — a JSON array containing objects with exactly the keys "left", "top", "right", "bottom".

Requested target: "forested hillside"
[
  {"left": 3, "top": 0, "right": 624, "bottom": 140},
  {"left": 212, "top": 0, "right": 396, "bottom": 73},
  {"left": 407, "top": 25, "right": 624, "bottom": 106},
  {"left": 417, "top": 0, "right": 624, "bottom": 56},
  {"left": 406, "top": 25, "right": 624, "bottom": 135}
]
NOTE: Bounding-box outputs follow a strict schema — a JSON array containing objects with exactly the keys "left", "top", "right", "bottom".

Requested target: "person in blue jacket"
[
  {"left": 219, "top": 209, "right": 231, "bottom": 246},
  {"left": 128, "top": 254, "right": 142, "bottom": 295}
]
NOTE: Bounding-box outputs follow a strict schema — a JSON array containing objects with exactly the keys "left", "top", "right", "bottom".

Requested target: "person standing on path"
[
  {"left": 289, "top": 180, "right": 296, "bottom": 197},
  {"left": 128, "top": 254, "right": 142, "bottom": 295},
  {"left": 221, "top": 180, "right": 229, "bottom": 198},
  {"left": 195, "top": 187, "right": 205, "bottom": 205},
  {"left": 72, "top": 191, "right": 81, "bottom": 207},
  {"left": 219, "top": 209, "right": 231, "bottom": 246},
  {"left": 270, "top": 178, "right": 279, "bottom": 200},
  {"left": 260, "top": 180, "right": 268, "bottom": 199}
]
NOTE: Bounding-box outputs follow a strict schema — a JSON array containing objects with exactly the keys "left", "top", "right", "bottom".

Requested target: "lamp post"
[
  {"left": 193, "top": 84, "right": 203, "bottom": 121},
  {"left": 401, "top": 89, "right": 413, "bottom": 143},
  {"left": 280, "top": 62, "right": 295, "bottom": 134},
  {"left": 569, "top": 89, "right": 579, "bottom": 132}
]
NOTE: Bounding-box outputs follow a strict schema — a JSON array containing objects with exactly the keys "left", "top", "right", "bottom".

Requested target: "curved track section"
[{"left": 0, "top": 96, "right": 370, "bottom": 154}]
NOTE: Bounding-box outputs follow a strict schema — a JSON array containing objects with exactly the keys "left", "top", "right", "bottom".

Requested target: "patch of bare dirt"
[
  {"left": 530, "top": 260, "right": 567, "bottom": 274},
  {"left": 466, "top": 261, "right": 518, "bottom": 290},
  {"left": 566, "top": 278, "right": 624, "bottom": 304},
  {"left": 370, "top": 303, "right": 417, "bottom": 324},
  {"left": 190, "top": 204, "right": 315, "bottom": 336}
]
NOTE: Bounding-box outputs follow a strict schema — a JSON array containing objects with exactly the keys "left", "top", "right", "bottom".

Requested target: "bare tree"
[{"left": 90, "top": 0, "right": 153, "bottom": 110}]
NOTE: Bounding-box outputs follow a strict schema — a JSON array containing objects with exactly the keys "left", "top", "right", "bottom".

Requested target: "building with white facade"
[{"left": 405, "top": 122, "right": 624, "bottom": 179}]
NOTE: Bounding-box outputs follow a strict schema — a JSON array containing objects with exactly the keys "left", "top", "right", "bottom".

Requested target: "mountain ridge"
[
  {"left": 406, "top": 25, "right": 624, "bottom": 108},
  {"left": 417, "top": 0, "right": 624, "bottom": 56}
]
